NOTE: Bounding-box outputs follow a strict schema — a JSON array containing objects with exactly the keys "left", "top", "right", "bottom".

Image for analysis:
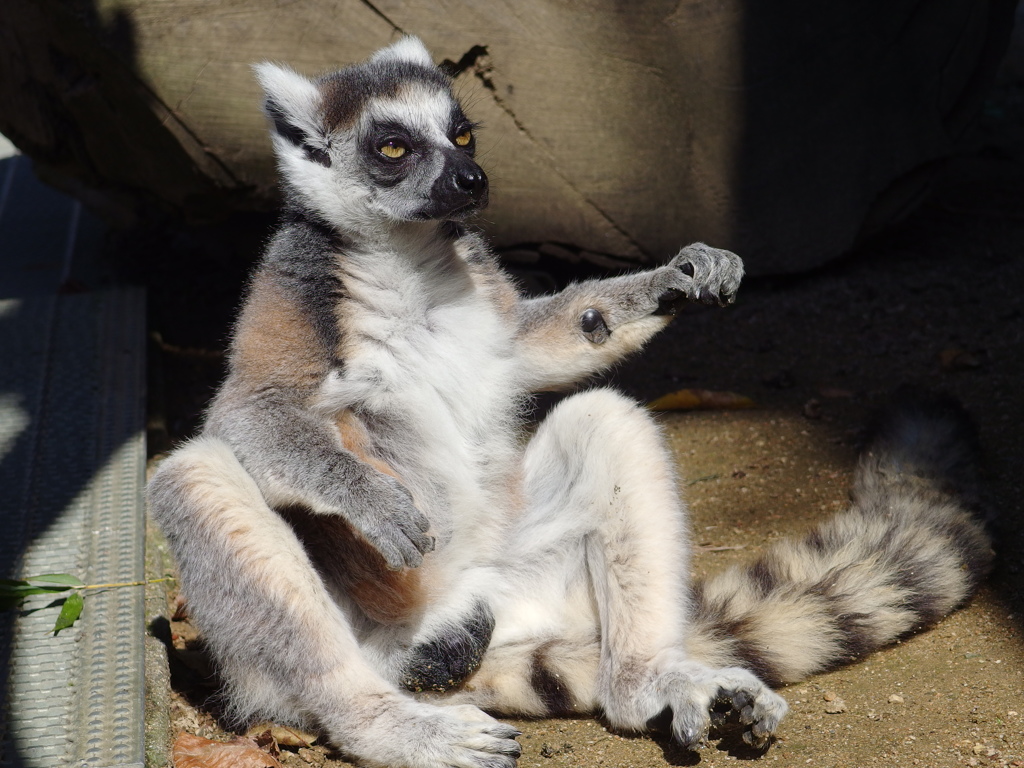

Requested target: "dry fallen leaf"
[
  {"left": 939, "top": 347, "right": 982, "bottom": 371},
  {"left": 173, "top": 732, "right": 285, "bottom": 768},
  {"left": 246, "top": 723, "right": 318, "bottom": 748},
  {"left": 647, "top": 388, "right": 755, "bottom": 412},
  {"left": 250, "top": 729, "right": 281, "bottom": 757}
]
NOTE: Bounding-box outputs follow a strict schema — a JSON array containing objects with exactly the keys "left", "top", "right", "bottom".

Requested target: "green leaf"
[
  {"left": 0, "top": 584, "right": 71, "bottom": 599},
  {"left": 53, "top": 592, "right": 84, "bottom": 634},
  {"left": 27, "top": 573, "right": 85, "bottom": 587},
  {"left": 0, "top": 575, "right": 82, "bottom": 610}
]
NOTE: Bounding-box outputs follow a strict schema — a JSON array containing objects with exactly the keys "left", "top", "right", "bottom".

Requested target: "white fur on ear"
[
  {"left": 252, "top": 62, "right": 323, "bottom": 140},
  {"left": 369, "top": 36, "right": 435, "bottom": 68}
]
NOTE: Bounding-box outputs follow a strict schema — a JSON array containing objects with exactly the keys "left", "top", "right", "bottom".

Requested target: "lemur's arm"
[
  {"left": 192, "top": 244, "right": 436, "bottom": 571},
  {"left": 514, "top": 243, "right": 743, "bottom": 391},
  {"left": 203, "top": 395, "right": 434, "bottom": 571}
]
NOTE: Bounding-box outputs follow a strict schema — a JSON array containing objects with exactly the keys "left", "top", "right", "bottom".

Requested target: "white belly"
[{"left": 319, "top": 289, "right": 523, "bottom": 546}]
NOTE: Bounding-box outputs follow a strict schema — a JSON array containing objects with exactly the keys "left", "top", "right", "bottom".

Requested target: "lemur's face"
[
  {"left": 354, "top": 83, "right": 486, "bottom": 221},
  {"left": 255, "top": 38, "right": 488, "bottom": 231}
]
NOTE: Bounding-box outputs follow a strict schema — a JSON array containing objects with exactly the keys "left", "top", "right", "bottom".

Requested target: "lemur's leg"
[
  {"left": 515, "top": 243, "right": 743, "bottom": 391},
  {"left": 445, "top": 390, "right": 787, "bottom": 748},
  {"left": 149, "top": 436, "right": 522, "bottom": 768}
]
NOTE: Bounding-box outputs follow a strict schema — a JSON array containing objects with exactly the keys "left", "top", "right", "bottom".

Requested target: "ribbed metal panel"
[{"left": 0, "top": 288, "right": 146, "bottom": 768}]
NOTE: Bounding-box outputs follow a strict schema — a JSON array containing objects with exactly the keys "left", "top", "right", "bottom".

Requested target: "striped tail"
[{"left": 686, "top": 391, "right": 994, "bottom": 686}]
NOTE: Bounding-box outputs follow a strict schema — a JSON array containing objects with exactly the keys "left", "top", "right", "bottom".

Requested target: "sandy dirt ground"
[{"left": 142, "top": 52, "right": 1024, "bottom": 768}]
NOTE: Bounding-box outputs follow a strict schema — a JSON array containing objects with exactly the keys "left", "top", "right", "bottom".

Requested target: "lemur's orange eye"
[
  {"left": 454, "top": 130, "right": 472, "bottom": 147},
  {"left": 379, "top": 141, "right": 407, "bottom": 159}
]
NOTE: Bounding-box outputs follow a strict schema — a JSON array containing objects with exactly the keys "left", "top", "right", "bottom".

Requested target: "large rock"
[{"left": 0, "top": 0, "right": 1016, "bottom": 273}]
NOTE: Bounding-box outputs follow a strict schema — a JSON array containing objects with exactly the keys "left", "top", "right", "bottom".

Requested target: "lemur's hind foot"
[{"left": 601, "top": 653, "right": 788, "bottom": 750}]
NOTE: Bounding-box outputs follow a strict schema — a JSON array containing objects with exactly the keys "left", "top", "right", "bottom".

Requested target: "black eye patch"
[
  {"left": 362, "top": 122, "right": 424, "bottom": 186},
  {"left": 366, "top": 121, "right": 420, "bottom": 155},
  {"left": 447, "top": 108, "right": 477, "bottom": 155}
]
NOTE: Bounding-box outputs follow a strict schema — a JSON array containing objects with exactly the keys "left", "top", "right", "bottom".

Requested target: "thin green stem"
[{"left": 77, "top": 576, "right": 174, "bottom": 591}]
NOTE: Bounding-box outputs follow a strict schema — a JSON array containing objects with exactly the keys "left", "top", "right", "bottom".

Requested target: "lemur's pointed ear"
[
  {"left": 253, "top": 62, "right": 325, "bottom": 149},
  {"left": 369, "top": 36, "right": 434, "bottom": 68}
]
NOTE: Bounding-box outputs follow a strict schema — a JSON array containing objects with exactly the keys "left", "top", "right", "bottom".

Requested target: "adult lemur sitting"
[{"left": 149, "top": 37, "right": 992, "bottom": 768}]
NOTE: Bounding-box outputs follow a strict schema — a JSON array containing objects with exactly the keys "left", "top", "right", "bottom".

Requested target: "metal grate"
[{"left": 0, "top": 288, "right": 146, "bottom": 768}]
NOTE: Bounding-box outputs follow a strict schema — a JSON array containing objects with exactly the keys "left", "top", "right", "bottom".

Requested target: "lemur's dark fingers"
[{"left": 669, "top": 242, "right": 744, "bottom": 307}]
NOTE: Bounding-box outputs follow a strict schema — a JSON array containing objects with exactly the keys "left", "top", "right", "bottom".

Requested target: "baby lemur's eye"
[
  {"left": 379, "top": 140, "right": 408, "bottom": 159},
  {"left": 454, "top": 130, "right": 472, "bottom": 147}
]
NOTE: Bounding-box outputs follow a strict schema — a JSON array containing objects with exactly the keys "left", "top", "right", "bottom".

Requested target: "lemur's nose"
[{"left": 454, "top": 166, "right": 486, "bottom": 198}]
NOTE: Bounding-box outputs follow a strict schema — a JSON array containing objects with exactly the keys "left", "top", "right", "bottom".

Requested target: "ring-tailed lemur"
[{"left": 148, "top": 37, "right": 993, "bottom": 768}]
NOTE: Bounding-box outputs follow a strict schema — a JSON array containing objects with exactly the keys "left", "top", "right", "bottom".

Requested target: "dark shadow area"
[
  {"left": 642, "top": 710, "right": 773, "bottom": 765},
  {"left": 727, "top": 0, "right": 1019, "bottom": 272},
  {"left": 115, "top": 211, "right": 270, "bottom": 452},
  {"left": 652, "top": 737, "right": 703, "bottom": 767},
  {"left": 0, "top": 0, "right": 259, "bottom": 228},
  {"left": 147, "top": 616, "right": 225, "bottom": 720}
]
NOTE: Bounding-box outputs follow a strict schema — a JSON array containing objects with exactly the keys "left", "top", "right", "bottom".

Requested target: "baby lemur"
[{"left": 149, "top": 37, "right": 993, "bottom": 768}]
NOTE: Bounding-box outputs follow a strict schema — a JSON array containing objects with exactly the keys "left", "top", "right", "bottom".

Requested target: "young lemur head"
[{"left": 254, "top": 37, "right": 487, "bottom": 233}]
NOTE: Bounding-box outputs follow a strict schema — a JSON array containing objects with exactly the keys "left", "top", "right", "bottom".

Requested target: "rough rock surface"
[{"left": 0, "top": 0, "right": 1016, "bottom": 272}]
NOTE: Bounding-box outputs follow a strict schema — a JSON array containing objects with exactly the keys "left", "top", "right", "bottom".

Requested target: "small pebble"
[
  {"left": 824, "top": 697, "right": 847, "bottom": 714},
  {"left": 802, "top": 398, "right": 823, "bottom": 419},
  {"left": 888, "top": 694, "right": 904, "bottom": 704},
  {"left": 297, "top": 747, "right": 325, "bottom": 766}
]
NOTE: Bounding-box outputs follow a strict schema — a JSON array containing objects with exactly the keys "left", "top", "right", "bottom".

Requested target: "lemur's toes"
[
  {"left": 729, "top": 687, "right": 786, "bottom": 749},
  {"left": 695, "top": 289, "right": 721, "bottom": 306},
  {"left": 742, "top": 728, "right": 771, "bottom": 749},
  {"left": 671, "top": 700, "right": 713, "bottom": 750}
]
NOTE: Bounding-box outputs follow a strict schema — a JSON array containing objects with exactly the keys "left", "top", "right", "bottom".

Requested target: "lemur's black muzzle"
[{"left": 422, "top": 152, "right": 489, "bottom": 219}]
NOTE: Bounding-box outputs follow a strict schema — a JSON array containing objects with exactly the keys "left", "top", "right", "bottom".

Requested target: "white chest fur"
[{"left": 318, "top": 243, "right": 523, "bottom": 543}]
